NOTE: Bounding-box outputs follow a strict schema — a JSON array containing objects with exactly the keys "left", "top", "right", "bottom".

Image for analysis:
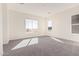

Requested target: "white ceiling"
[{"left": 7, "top": 3, "right": 79, "bottom": 17}]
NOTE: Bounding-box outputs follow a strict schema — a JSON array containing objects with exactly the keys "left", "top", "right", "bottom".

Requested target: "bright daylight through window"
[
  {"left": 25, "top": 19, "right": 38, "bottom": 32},
  {"left": 48, "top": 20, "right": 52, "bottom": 30}
]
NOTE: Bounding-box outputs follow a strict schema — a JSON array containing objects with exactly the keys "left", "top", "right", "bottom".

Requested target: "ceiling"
[{"left": 7, "top": 3, "right": 79, "bottom": 17}]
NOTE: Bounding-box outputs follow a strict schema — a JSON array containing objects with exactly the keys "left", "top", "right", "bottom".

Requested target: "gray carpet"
[{"left": 3, "top": 36, "right": 79, "bottom": 56}]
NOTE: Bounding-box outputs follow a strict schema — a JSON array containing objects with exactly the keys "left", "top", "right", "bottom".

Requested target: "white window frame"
[{"left": 25, "top": 19, "right": 38, "bottom": 32}]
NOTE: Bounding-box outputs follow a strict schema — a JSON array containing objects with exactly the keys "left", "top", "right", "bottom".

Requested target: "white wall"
[
  {"left": 8, "top": 10, "right": 46, "bottom": 40},
  {"left": 50, "top": 5, "right": 79, "bottom": 42},
  {"left": 0, "top": 4, "right": 3, "bottom": 56},
  {"left": 2, "top": 4, "right": 9, "bottom": 44},
  {"left": 7, "top": 4, "right": 79, "bottom": 42}
]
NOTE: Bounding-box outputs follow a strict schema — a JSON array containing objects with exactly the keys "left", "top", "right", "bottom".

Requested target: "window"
[
  {"left": 72, "top": 14, "right": 79, "bottom": 34},
  {"left": 48, "top": 20, "right": 52, "bottom": 30},
  {"left": 25, "top": 19, "right": 38, "bottom": 32}
]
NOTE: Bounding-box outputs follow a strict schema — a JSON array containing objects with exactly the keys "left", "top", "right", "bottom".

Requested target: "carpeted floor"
[{"left": 3, "top": 36, "right": 79, "bottom": 56}]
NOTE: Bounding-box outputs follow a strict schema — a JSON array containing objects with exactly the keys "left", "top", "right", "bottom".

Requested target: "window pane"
[
  {"left": 28, "top": 20, "right": 33, "bottom": 29},
  {"left": 48, "top": 20, "right": 52, "bottom": 30},
  {"left": 25, "top": 20, "right": 32, "bottom": 29},
  {"left": 33, "top": 20, "right": 38, "bottom": 29},
  {"left": 48, "top": 20, "right": 52, "bottom": 27},
  {"left": 25, "top": 19, "right": 38, "bottom": 30}
]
